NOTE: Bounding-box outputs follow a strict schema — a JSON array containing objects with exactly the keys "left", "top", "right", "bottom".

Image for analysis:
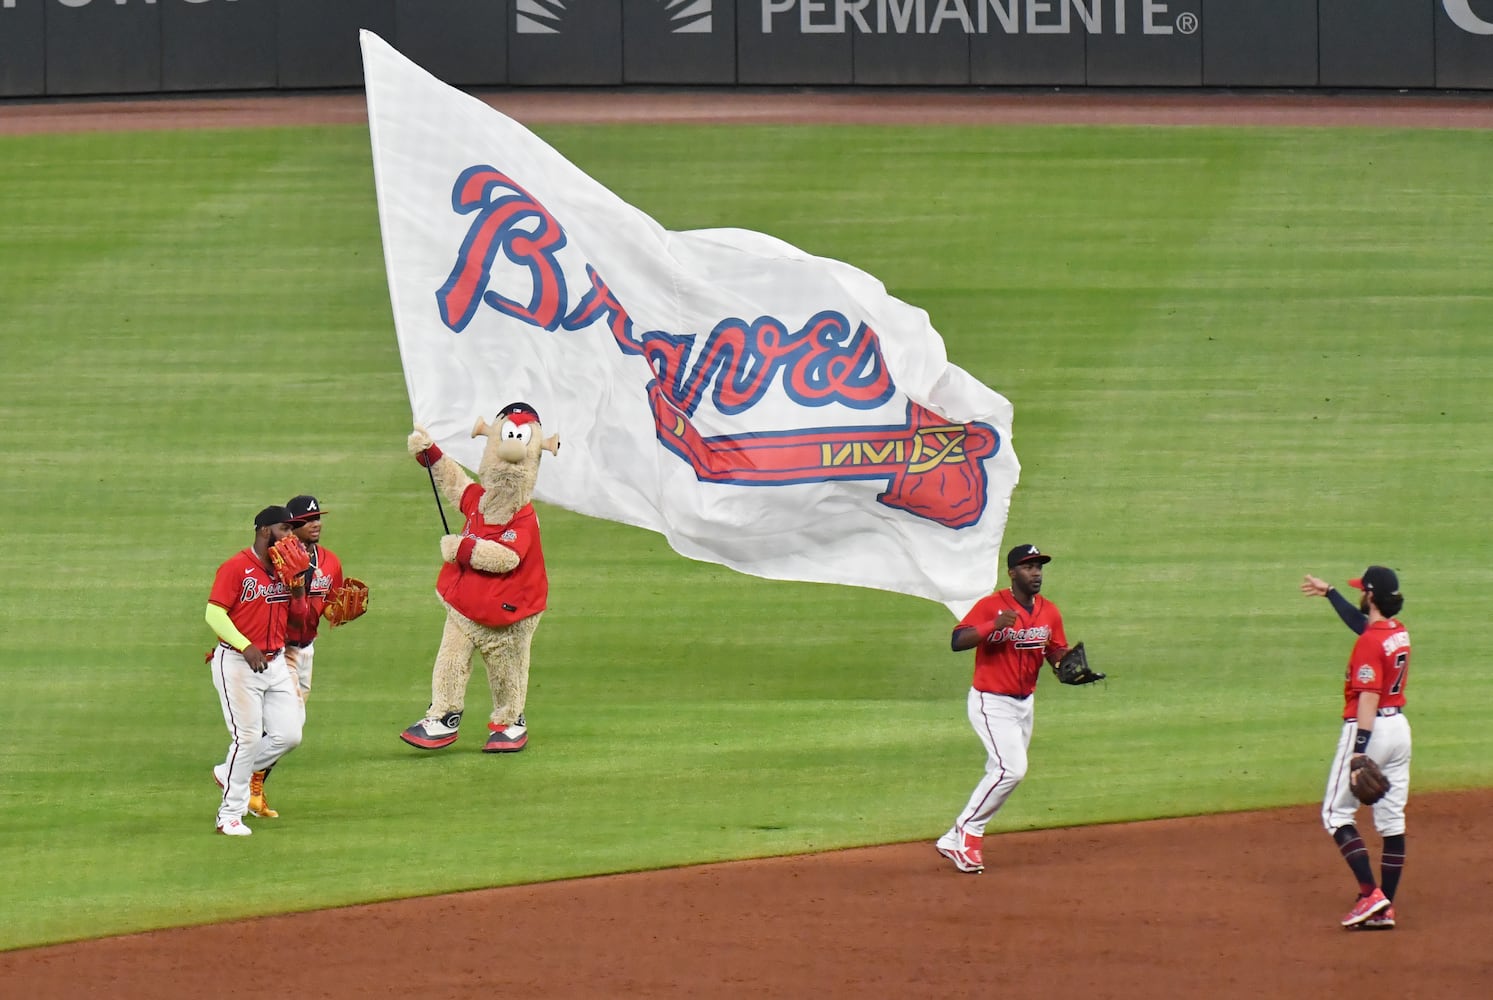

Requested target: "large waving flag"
[{"left": 361, "top": 31, "right": 1019, "bottom": 616}]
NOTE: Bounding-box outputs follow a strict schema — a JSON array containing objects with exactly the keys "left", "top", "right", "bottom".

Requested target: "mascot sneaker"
[
  {"left": 401, "top": 710, "right": 463, "bottom": 749},
  {"left": 482, "top": 714, "right": 528, "bottom": 753}
]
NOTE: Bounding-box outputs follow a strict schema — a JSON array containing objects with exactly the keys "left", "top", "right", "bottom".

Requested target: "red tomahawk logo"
[{"left": 647, "top": 382, "right": 999, "bottom": 529}]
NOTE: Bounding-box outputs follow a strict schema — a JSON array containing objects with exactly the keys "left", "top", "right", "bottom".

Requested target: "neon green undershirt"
[{"left": 205, "top": 603, "right": 252, "bottom": 652}]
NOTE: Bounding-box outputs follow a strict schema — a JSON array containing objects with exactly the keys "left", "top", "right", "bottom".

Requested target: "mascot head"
[{"left": 470, "top": 402, "right": 560, "bottom": 523}]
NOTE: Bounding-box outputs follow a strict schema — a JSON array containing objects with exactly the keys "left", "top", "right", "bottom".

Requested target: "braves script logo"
[
  {"left": 239, "top": 577, "right": 294, "bottom": 603},
  {"left": 435, "top": 166, "right": 998, "bottom": 529},
  {"left": 998, "top": 625, "right": 1051, "bottom": 650}
]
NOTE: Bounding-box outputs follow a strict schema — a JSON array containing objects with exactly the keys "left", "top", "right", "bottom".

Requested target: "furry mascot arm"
[
  {"left": 439, "top": 534, "right": 520, "bottom": 574},
  {"left": 408, "top": 425, "right": 469, "bottom": 507}
]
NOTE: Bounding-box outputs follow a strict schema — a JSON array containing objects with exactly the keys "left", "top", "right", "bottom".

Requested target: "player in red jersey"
[
  {"left": 242, "top": 494, "right": 349, "bottom": 820},
  {"left": 204, "top": 505, "right": 307, "bottom": 836},
  {"left": 283, "top": 494, "right": 346, "bottom": 705},
  {"left": 1301, "top": 565, "right": 1412, "bottom": 929},
  {"left": 936, "top": 544, "right": 1072, "bottom": 874}
]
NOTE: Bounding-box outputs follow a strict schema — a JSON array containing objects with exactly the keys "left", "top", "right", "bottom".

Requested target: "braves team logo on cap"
[
  {"left": 286, "top": 495, "right": 324, "bottom": 522},
  {"left": 1006, "top": 544, "right": 1052, "bottom": 569}
]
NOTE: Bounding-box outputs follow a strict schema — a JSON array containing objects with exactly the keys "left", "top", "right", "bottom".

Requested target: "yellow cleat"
[{"left": 248, "top": 770, "right": 279, "bottom": 819}]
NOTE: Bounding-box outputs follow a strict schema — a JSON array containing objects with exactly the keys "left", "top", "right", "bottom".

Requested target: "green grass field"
[{"left": 1, "top": 120, "right": 1490, "bottom": 951}]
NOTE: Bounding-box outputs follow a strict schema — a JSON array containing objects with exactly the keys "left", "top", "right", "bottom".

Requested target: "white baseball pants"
[
  {"left": 286, "top": 641, "right": 315, "bottom": 700},
  {"left": 1321, "top": 712, "right": 1412, "bottom": 837},
  {"left": 949, "top": 688, "right": 1035, "bottom": 838},
  {"left": 210, "top": 645, "right": 303, "bottom": 826}
]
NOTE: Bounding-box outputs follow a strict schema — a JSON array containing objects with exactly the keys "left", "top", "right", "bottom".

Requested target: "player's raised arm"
[{"left": 1302, "top": 573, "right": 1368, "bottom": 635}]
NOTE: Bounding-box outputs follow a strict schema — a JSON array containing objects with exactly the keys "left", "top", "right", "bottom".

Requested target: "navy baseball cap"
[
  {"left": 499, "top": 401, "right": 541, "bottom": 425},
  {"left": 1006, "top": 544, "right": 1052, "bottom": 569},
  {"left": 254, "top": 505, "right": 294, "bottom": 529},
  {"left": 1349, "top": 566, "right": 1399, "bottom": 595},
  {"left": 286, "top": 495, "right": 324, "bottom": 522}
]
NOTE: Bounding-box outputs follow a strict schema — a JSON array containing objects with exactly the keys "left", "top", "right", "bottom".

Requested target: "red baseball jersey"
[
  {"left": 436, "top": 484, "right": 547, "bottom": 627},
  {"left": 1342, "top": 618, "right": 1410, "bottom": 719},
  {"left": 208, "top": 548, "right": 296, "bottom": 651},
  {"left": 957, "top": 589, "right": 1068, "bottom": 698},
  {"left": 287, "top": 544, "right": 344, "bottom": 645}
]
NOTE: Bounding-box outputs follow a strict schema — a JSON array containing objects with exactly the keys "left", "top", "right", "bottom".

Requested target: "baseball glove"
[
  {"left": 268, "top": 535, "right": 312, "bottom": 587},
  {"left": 1349, "top": 755, "right": 1390, "bottom": 805},
  {"left": 322, "top": 578, "right": 369, "bottom": 627},
  {"left": 1055, "top": 642, "right": 1105, "bottom": 685}
]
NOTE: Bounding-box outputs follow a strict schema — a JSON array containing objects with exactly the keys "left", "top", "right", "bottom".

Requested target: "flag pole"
[{"left": 426, "top": 464, "right": 450, "bottom": 534}]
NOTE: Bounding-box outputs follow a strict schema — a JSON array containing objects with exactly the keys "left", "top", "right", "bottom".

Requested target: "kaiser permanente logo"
[
  {"left": 759, "top": 0, "right": 1493, "bottom": 36},
  {"left": 517, "top": 0, "right": 713, "bottom": 34},
  {"left": 762, "top": 0, "right": 1199, "bottom": 35}
]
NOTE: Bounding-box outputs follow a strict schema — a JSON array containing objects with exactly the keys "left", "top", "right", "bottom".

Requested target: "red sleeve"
[
  {"left": 208, "top": 556, "right": 244, "bottom": 609},
  {"left": 1347, "top": 633, "right": 1383, "bottom": 691},
  {"left": 1040, "top": 602, "right": 1068, "bottom": 663},
  {"left": 1048, "top": 605, "right": 1068, "bottom": 652},
  {"left": 288, "top": 591, "right": 312, "bottom": 629},
  {"left": 957, "top": 595, "right": 996, "bottom": 632},
  {"left": 459, "top": 482, "right": 484, "bottom": 518},
  {"left": 323, "top": 548, "right": 345, "bottom": 592}
]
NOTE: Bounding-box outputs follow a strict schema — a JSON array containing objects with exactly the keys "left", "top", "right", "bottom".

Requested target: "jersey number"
[{"left": 1387, "top": 651, "right": 1409, "bottom": 696}]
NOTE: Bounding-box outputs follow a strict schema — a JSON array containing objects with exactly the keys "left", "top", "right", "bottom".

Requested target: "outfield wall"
[{"left": 2, "top": 1, "right": 1491, "bottom": 99}]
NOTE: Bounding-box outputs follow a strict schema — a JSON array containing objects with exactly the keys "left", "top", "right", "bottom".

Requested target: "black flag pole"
[{"left": 426, "top": 463, "right": 450, "bottom": 534}]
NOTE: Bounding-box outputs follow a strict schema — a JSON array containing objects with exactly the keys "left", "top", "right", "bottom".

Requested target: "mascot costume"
[{"left": 399, "top": 402, "right": 559, "bottom": 753}]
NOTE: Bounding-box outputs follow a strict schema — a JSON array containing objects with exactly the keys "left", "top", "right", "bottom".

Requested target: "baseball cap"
[
  {"left": 499, "top": 401, "right": 541, "bottom": 426},
  {"left": 286, "top": 495, "right": 324, "bottom": 522},
  {"left": 1006, "top": 544, "right": 1052, "bottom": 569},
  {"left": 254, "top": 505, "right": 294, "bottom": 529},
  {"left": 1348, "top": 565, "right": 1400, "bottom": 595}
]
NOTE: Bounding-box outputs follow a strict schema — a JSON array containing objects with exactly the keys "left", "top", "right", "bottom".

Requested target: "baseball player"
[
  {"left": 244, "top": 494, "right": 348, "bottom": 820},
  {"left": 1301, "top": 566, "right": 1412, "bottom": 929},
  {"left": 936, "top": 544, "right": 1071, "bottom": 874},
  {"left": 283, "top": 494, "right": 345, "bottom": 704},
  {"left": 204, "top": 505, "right": 307, "bottom": 836}
]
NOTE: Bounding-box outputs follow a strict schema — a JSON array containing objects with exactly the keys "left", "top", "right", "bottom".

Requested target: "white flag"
[{"left": 361, "top": 32, "right": 1019, "bottom": 616}]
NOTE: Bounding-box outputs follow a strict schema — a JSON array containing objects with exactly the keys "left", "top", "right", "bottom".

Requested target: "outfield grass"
[{"left": 1, "top": 121, "right": 1490, "bottom": 950}]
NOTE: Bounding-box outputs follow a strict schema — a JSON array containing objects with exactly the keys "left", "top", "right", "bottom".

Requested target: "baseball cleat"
[
  {"left": 400, "top": 710, "right": 463, "bottom": 749},
  {"left": 935, "top": 830, "right": 984, "bottom": 874},
  {"left": 248, "top": 770, "right": 278, "bottom": 818},
  {"left": 212, "top": 764, "right": 227, "bottom": 790},
  {"left": 1341, "top": 887, "right": 1391, "bottom": 928},
  {"left": 482, "top": 714, "right": 528, "bottom": 753},
  {"left": 215, "top": 818, "right": 252, "bottom": 837},
  {"left": 1361, "top": 904, "right": 1396, "bottom": 930}
]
